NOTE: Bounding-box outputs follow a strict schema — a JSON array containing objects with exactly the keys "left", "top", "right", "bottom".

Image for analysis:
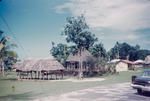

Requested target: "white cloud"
[
  {"left": 56, "top": 0, "right": 150, "bottom": 29},
  {"left": 55, "top": 0, "right": 150, "bottom": 38}
]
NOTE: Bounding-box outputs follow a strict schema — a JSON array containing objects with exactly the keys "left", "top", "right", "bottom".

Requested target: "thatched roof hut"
[
  {"left": 66, "top": 49, "right": 94, "bottom": 62},
  {"left": 66, "top": 49, "right": 96, "bottom": 72}
]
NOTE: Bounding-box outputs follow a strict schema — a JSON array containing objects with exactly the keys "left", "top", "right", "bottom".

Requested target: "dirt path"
[{"left": 34, "top": 83, "right": 150, "bottom": 101}]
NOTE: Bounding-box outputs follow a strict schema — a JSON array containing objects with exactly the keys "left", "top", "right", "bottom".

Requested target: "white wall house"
[
  {"left": 109, "top": 59, "right": 132, "bottom": 72},
  {"left": 115, "top": 61, "right": 128, "bottom": 72},
  {"left": 144, "top": 55, "right": 150, "bottom": 67}
]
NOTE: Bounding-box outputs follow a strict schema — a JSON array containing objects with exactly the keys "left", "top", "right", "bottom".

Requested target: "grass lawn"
[{"left": 0, "top": 70, "right": 142, "bottom": 101}]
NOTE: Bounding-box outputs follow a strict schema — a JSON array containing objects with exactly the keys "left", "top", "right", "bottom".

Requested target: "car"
[{"left": 131, "top": 69, "right": 150, "bottom": 94}]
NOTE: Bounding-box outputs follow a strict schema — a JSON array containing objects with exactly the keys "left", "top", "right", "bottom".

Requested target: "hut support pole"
[
  {"left": 47, "top": 72, "right": 48, "bottom": 80},
  {"left": 34, "top": 71, "right": 36, "bottom": 79},
  {"left": 62, "top": 71, "right": 63, "bottom": 79},
  {"left": 51, "top": 74, "right": 52, "bottom": 79},
  {"left": 19, "top": 72, "right": 21, "bottom": 79},
  {"left": 31, "top": 71, "right": 33, "bottom": 79},
  {"left": 56, "top": 74, "right": 57, "bottom": 80},
  {"left": 37, "top": 71, "right": 39, "bottom": 79}
]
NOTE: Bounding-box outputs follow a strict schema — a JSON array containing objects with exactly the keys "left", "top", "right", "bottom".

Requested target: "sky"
[{"left": 0, "top": 0, "right": 150, "bottom": 60}]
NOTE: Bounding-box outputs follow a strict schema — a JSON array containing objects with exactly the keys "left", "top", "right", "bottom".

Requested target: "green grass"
[{"left": 0, "top": 70, "right": 142, "bottom": 101}]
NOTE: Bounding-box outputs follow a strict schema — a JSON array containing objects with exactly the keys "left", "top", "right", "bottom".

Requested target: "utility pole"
[{"left": 116, "top": 42, "right": 120, "bottom": 59}]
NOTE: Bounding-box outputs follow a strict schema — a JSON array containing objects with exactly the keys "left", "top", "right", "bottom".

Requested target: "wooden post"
[
  {"left": 34, "top": 71, "right": 36, "bottom": 79},
  {"left": 51, "top": 74, "right": 52, "bottom": 79},
  {"left": 31, "top": 71, "right": 33, "bottom": 79},
  {"left": 62, "top": 70, "right": 63, "bottom": 79},
  {"left": 47, "top": 71, "right": 48, "bottom": 80},
  {"left": 56, "top": 73, "right": 57, "bottom": 80},
  {"left": 37, "top": 71, "right": 40, "bottom": 79}
]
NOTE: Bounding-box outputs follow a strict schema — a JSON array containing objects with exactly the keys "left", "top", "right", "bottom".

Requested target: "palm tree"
[{"left": 0, "top": 30, "right": 17, "bottom": 76}]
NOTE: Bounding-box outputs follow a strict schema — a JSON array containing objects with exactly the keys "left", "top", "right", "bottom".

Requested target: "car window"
[{"left": 142, "top": 71, "right": 150, "bottom": 77}]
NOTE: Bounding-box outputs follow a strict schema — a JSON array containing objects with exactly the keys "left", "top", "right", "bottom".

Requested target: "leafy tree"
[
  {"left": 108, "top": 42, "right": 121, "bottom": 60},
  {"left": 63, "top": 15, "right": 98, "bottom": 50},
  {"left": 108, "top": 42, "right": 150, "bottom": 61},
  {"left": 50, "top": 43, "right": 69, "bottom": 64},
  {"left": 119, "top": 43, "right": 133, "bottom": 59},
  {"left": 0, "top": 30, "right": 18, "bottom": 72},
  {"left": 3, "top": 51, "right": 17, "bottom": 70},
  {"left": 90, "top": 43, "right": 107, "bottom": 72},
  {"left": 90, "top": 43, "right": 107, "bottom": 59},
  {"left": 61, "top": 15, "right": 98, "bottom": 78},
  {"left": 135, "top": 50, "right": 150, "bottom": 60},
  {"left": 67, "top": 45, "right": 78, "bottom": 55}
]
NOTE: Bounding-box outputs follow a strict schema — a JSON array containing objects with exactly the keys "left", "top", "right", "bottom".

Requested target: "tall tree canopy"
[
  {"left": 51, "top": 15, "right": 98, "bottom": 66},
  {"left": 63, "top": 15, "right": 98, "bottom": 49},
  {"left": 108, "top": 42, "right": 150, "bottom": 61},
  {"left": 50, "top": 43, "right": 69, "bottom": 64},
  {"left": 90, "top": 43, "right": 107, "bottom": 69},
  {"left": 90, "top": 43, "right": 107, "bottom": 59}
]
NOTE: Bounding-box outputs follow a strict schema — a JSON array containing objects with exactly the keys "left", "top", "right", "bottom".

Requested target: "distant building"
[
  {"left": 144, "top": 55, "right": 150, "bottom": 67},
  {"left": 108, "top": 59, "right": 134, "bottom": 72},
  {"left": 14, "top": 58, "right": 65, "bottom": 80},
  {"left": 66, "top": 49, "right": 96, "bottom": 72},
  {"left": 133, "top": 59, "right": 145, "bottom": 68}
]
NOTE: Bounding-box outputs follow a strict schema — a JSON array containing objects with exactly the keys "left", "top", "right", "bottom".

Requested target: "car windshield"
[{"left": 142, "top": 71, "right": 150, "bottom": 77}]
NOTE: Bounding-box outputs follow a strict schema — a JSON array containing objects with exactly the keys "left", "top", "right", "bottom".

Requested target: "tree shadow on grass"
[
  {"left": 0, "top": 92, "right": 37, "bottom": 101},
  {"left": 0, "top": 78, "right": 17, "bottom": 81}
]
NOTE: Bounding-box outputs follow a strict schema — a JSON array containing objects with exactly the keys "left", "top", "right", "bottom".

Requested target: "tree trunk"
[
  {"left": 78, "top": 48, "right": 83, "bottom": 79},
  {"left": 2, "top": 60, "right": 4, "bottom": 76}
]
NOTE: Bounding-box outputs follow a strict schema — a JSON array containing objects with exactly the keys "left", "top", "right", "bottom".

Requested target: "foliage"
[
  {"left": 63, "top": 15, "right": 98, "bottom": 49},
  {"left": 50, "top": 15, "right": 150, "bottom": 76},
  {"left": 133, "top": 49, "right": 150, "bottom": 60},
  {"left": 0, "top": 30, "right": 18, "bottom": 70},
  {"left": 67, "top": 45, "right": 78, "bottom": 55},
  {"left": 50, "top": 43, "right": 69, "bottom": 64},
  {"left": 51, "top": 15, "right": 98, "bottom": 66},
  {"left": 90, "top": 43, "right": 107, "bottom": 59},
  {"left": 90, "top": 43, "right": 107, "bottom": 71},
  {"left": 108, "top": 42, "right": 150, "bottom": 61}
]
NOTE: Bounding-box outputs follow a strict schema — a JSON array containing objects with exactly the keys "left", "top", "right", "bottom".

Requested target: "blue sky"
[{"left": 0, "top": 0, "right": 150, "bottom": 59}]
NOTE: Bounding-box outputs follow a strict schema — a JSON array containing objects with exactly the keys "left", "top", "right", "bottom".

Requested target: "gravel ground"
[{"left": 34, "top": 82, "right": 150, "bottom": 101}]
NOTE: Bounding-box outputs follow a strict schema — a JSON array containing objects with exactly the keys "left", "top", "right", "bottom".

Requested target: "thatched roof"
[
  {"left": 21, "top": 59, "right": 38, "bottom": 71},
  {"left": 66, "top": 49, "right": 94, "bottom": 62},
  {"left": 13, "top": 62, "right": 23, "bottom": 70},
  {"left": 14, "top": 58, "right": 64, "bottom": 71},
  {"left": 32, "top": 58, "right": 65, "bottom": 71}
]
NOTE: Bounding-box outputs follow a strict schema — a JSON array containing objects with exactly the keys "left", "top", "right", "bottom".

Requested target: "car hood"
[{"left": 135, "top": 76, "right": 150, "bottom": 82}]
